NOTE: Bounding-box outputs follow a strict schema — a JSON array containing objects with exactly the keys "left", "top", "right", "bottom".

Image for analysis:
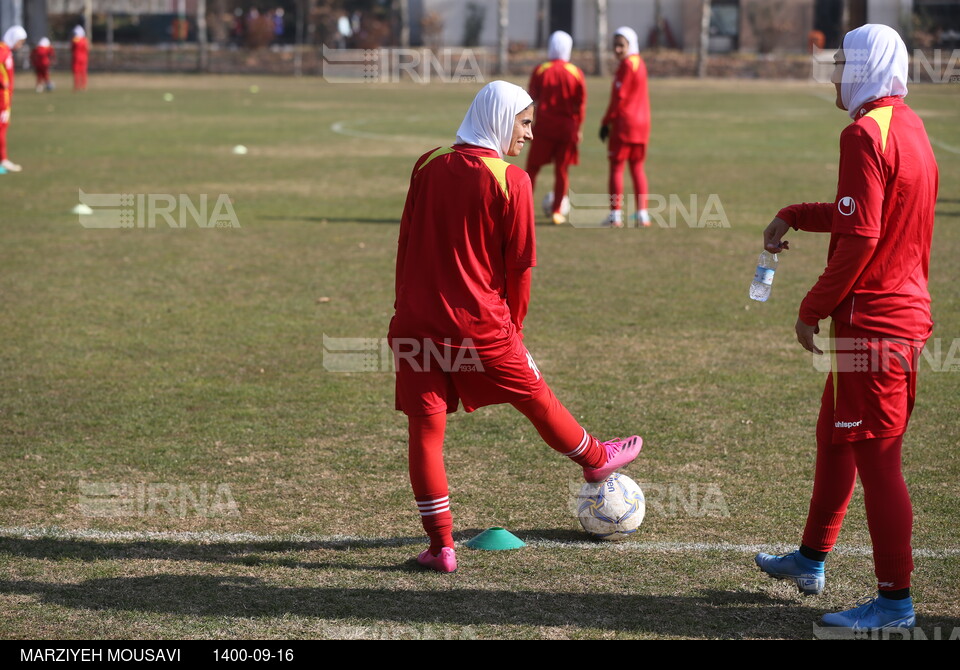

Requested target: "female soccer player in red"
[
  {"left": 389, "top": 81, "right": 642, "bottom": 573},
  {"left": 600, "top": 26, "right": 650, "bottom": 228},
  {"left": 525, "top": 30, "right": 586, "bottom": 226},
  {"left": 71, "top": 26, "right": 89, "bottom": 92},
  {"left": 0, "top": 25, "right": 27, "bottom": 174},
  {"left": 755, "top": 24, "right": 938, "bottom": 631},
  {"left": 31, "top": 38, "right": 54, "bottom": 92}
]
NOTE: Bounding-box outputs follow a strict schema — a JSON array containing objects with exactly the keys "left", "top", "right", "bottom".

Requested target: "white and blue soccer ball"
[
  {"left": 541, "top": 191, "right": 571, "bottom": 217},
  {"left": 576, "top": 473, "right": 645, "bottom": 541}
]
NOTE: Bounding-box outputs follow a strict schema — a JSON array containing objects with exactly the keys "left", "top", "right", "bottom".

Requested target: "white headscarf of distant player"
[
  {"left": 2, "top": 25, "right": 27, "bottom": 47},
  {"left": 73, "top": 25, "right": 86, "bottom": 38},
  {"left": 614, "top": 26, "right": 639, "bottom": 55},
  {"left": 455, "top": 81, "right": 534, "bottom": 158},
  {"left": 38, "top": 37, "right": 51, "bottom": 47},
  {"left": 547, "top": 31, "right": 573, "bottom": 61},
  {"left": 840, "top": 24, "right": 908, "bottom": 119}
]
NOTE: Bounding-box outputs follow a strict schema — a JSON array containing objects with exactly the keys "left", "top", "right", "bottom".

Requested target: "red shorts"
[
  {"left": 526, "top": 135, "right": 579, "bottom": 172},
  {"left": 822, "top": 322, "right": 923, "bottom": 443},
  {"left": 607, "top": 137, "right": 646, "bottom": 164},
  {"left": 392, "top": 333, "right": 546, "bottom": 417}
]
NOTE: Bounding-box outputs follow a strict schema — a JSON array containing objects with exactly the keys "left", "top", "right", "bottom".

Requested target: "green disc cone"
[{"left": 465, "top": 527, "right": 526, "bottom": 551}]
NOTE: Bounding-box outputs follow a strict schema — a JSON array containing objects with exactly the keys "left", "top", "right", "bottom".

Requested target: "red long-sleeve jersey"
[
  {"left": 0, "top": 43, "right": 14, "bottom": 112},
  {"left": 31, "top": 44, "right": 54, "bottom": 71},
  {"left": 777, "top": 96, "right": 938, "bottom": 341},
  {"left": 528, "top": 59, "right": 585, "bottom": 142},
  {"left": 601, "top": 54, "right": 650, "bottom": 145},
  {"left": 390, "top": 145, "right": 537, "bottom": 362},
  {"left": 72, "top": 36, "right": 88, "bottom": 68}
]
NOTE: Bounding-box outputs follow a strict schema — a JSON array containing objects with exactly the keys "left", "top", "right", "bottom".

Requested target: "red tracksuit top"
[
  {"left": 777, "top": 96, "right": 938, "bottom": 341},
  {"left": 528, "top": 59, "right": 586, "bottom": 142},
  {"left": 601, "top": 54, "right": 650, "bottom": 145},
  {"left": 390, "top": 144, "right": 536, "bottom": 361}
]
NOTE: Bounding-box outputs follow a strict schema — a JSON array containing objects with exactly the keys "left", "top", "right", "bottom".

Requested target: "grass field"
[{"left": 1, "top": 72, "right": 958, "bottom": 640}]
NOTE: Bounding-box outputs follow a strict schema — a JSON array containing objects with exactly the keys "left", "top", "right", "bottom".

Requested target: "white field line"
[
  {"left": 2, "top": 526, "right": 959, "bottom": 559},
  {"left": 929, "top": 137, "right": 960, "bottom": 155},
  {"left": 330, "top": 120, "right": 447, "bottom": 145}
]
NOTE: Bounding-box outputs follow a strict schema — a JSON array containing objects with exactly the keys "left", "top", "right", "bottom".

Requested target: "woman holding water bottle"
[{"left": 753, "top": 25, "right": 938, "bottom": 631}]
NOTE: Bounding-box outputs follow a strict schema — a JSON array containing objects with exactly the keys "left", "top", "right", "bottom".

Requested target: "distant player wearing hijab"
[
  {"left": 755, "top": 25, "right": 938, "bottom": 631},
  {"left": 526, "top": 31, "right": 586, "bottom": 226},
  {"left": 72, "top": 26, "right": 89, "bottom": 91},
  {"left": 31, "top": 38, "right": 55, "bottom": 92},
  {"left": 389, "top": 81, "right": 643, "bottom": 573},
  {"left": 0, "top": 25, "right": 27, "bottom": 174},
  {"left": 600, "top": 26, "right": 651, "bottom": 228}
]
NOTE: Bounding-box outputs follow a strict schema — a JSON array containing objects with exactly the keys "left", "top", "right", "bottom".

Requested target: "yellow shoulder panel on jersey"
[
  {"left": 563, "top": 63, "right": 583, "bottom": 80},
  {"left": 479, "top": 156, "right": 510, "bottom": 201},
  {"left": 863, "top": 106, "right": 893, "bottom": 153},
  {"left": 627, "top": 55, "right": 641, "bottom": 72},
  {"left": 0, "top": 60, "right": 9, "bottom": 108},
  {"left": 536, "top": 61, "right": 553, "bottom": 75},
  {"left": 417, "top": 147, "right": 455, "bottom": 172}
]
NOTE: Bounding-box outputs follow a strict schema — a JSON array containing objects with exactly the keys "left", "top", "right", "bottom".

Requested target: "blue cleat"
[
  {"left": 755, "top": 550, "right": 825, "bottom": 596},
  {"left": 821, "top": 595, "right": 915, "bottom": 631}
]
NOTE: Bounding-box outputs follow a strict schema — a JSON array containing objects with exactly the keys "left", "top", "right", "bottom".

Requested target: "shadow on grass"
[
  {"left": 0, "top": 572, "right": 837, "bottom": 639},
  {"left": 4, "top": 535, "right": 957, "bottom": 638}
]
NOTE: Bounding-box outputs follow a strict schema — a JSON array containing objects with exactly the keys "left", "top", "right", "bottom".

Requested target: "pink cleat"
[
  {"left": 583, "top": 435, "right": 643, "bottom": 482},
  {"left": 416, "top": 547, "right": 458, "bottom": 573}
]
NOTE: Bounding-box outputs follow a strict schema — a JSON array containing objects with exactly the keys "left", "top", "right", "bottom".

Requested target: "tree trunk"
[{"left": 697, "top": 0, "right": 711, "bottom": 78}]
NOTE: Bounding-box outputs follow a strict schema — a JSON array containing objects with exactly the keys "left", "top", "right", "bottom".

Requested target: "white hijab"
[
  {"left": 614, "top": 26, "right": 639, "bottom": 55},
  {"left": 455, "top": 81, "right": 533, "bottom": 158},
  {"left": 840, "top": 24, "right": 908, "bottom": 119},
  {"left": 2, "top": 26, "right": 27, "bottom": 48},
  {"left": 38, "top": 38, "right": 51, "bottom": 48},
  {"left": 547, "top": 31, "right": 573, "bottom": 61},
  {"left": 73, "top": 25, "right": 86, "bottom": 38}
]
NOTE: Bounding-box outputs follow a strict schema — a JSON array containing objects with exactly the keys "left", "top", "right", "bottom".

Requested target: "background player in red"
[
  {"left": 0, "top": 25, "right": 27, "bottom": 175},
  {"left": 755, "top": 24, "right": 938, "bottom": 631},
  {"left": 72, "top": 26, "right": 89, "bottom": 92},
  {"left": 525, "top": 30, "right": 585, "bottom": 226},
  {"left": 600, "top": 26, "right": 651, "bottom": 228},
  {"left": 31, "top": 37, "right": 55, "bottom": 93},
  {"left": 389, "top": 81, "right": 643, "bottom": 573}
]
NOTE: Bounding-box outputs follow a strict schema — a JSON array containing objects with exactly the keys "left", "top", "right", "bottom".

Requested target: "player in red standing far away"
[
  {"left": 31, "top": 38, "right": 55, "bottom": 93},
  {"left": 600, "top": 26, "right": 651, "bottom": 228},
  {"left": 72, "top": 26, "right": 89, "bottom": 92},
  {"left": 0, "top": 25, "right": 27, "bottom": 175},
  {"left": 755, "top": 24, "right": 938, "bottom": 632},
  {"left": 389, "top": 81, "right": 643, "bottom": 573},
  {"left": 525, "top": 30, "right": 586, "bottom": 226}
]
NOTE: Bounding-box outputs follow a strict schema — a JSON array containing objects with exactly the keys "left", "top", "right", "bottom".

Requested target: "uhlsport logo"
[
  {"left": 838, "top": 196, "right": 856, "bottom": 216},
  {"left": 76, "top": 190, "right": 240, "bottom": 229}
]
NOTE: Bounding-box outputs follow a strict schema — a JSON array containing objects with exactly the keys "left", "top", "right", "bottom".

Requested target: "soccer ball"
[
  {"left": 576, "top": 473, "right": 645, "bottom": 541},
  {"left": 541, "top": 191, "right": 571, "bottom": 217}
]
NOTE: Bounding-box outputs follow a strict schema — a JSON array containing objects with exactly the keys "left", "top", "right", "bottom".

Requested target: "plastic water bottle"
[{"left": 749, "top": 251, "right": 778, "bottom": 302}]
